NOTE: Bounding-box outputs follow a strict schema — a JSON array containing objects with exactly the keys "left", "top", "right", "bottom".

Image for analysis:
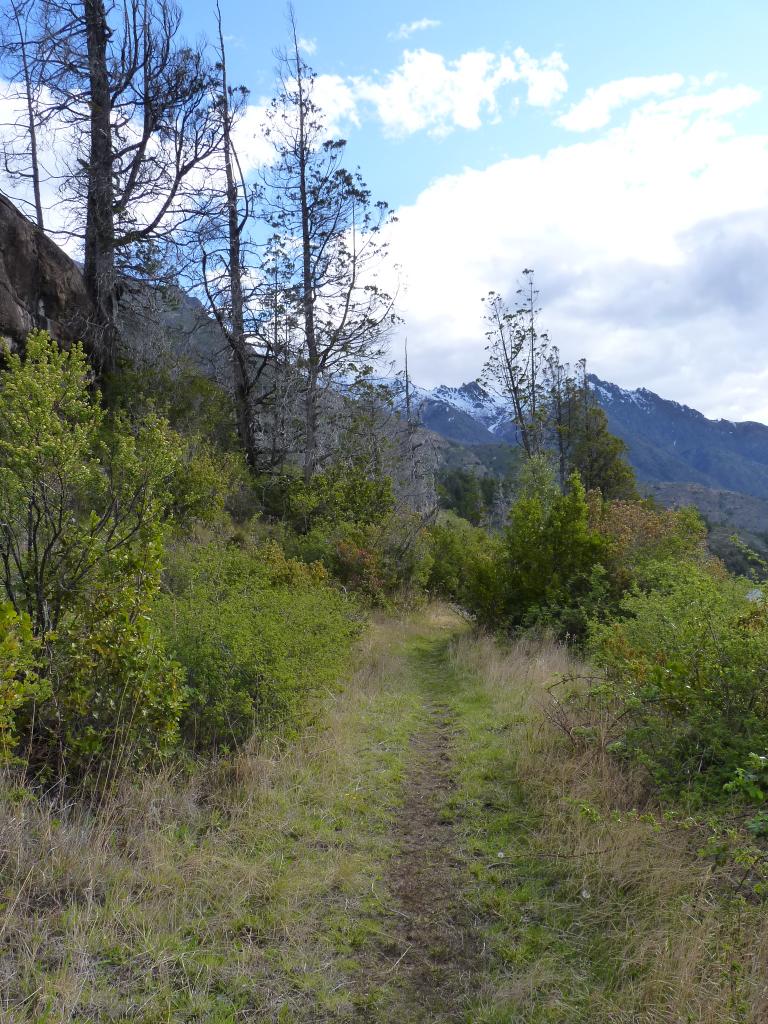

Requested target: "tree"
[
  {"left": 565, "top": 361, "right": 638, "bottom": 500},
  {"left": 0, "top": 331, "right": 182, "bottom": 639},
  {"left": 485, "top": 269, "right": 637, "bottom": 499},
  {"left": 437, "top": 468, "right": 486, "bottom": 525},
  {"left": 19, "top": 0, "right": 221, "bottom": 372},
  {"left": 500, "top": 457, "right": 610, "bottom": 636},
  {"left": 0, "top": 0, "right": 46, "bottom": 229},
  {"left": 259, "top": 13, "right": 395, "bottom": 480},
  {"left": 191, "top": 2, "right": 261, "bottom": 468},
  {"left": 483, "top": 269, "right": 549, "bottom": 458}
]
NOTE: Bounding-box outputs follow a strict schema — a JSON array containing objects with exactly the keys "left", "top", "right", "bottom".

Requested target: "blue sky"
[
  {"left": 182, "top": 0, "right": 768, "bottom": 202},
  {"left": 159, "top": 4, "right": 768, "bottom": 418},
  {"left": 9, "top": 0, "right": 766, "bottom": 420}
]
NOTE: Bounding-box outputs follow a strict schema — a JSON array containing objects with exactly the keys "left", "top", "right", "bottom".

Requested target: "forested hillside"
[{"left": 1, "top": 1, "right": 768, "bottom": 1021}]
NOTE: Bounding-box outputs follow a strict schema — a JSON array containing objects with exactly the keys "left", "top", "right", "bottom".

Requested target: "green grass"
[
  {"left": 0, "top": 613, "right": 444, "bottom": 1022},
  {"left": 3, "top": 608, "right": 768, "bottom": 1022}
]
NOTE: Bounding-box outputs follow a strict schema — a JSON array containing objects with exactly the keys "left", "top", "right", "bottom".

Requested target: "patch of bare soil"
[{"left": 382, "top": 703, "right": 483, "bottom": 1021}]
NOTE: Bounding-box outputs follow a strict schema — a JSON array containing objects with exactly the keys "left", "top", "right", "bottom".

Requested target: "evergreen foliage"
[
  {"left": 156, "top": 536, "right": 361, "bottom": 751},
  {"left": 590, "top": 562, "right": 768, "bottom": 797}
]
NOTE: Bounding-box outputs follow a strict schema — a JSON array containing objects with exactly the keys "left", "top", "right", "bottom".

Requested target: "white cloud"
[
  {"left": 231, "top": 102, "right": 274, "bottom": 172},
  {"left": 557, "top": 73, "right": 686, "bottom": 131},
  {"left": 350, "top": 47, "right": 567, "bottom": 138},
  {"left": 389, "top": 18, "right": 441, "bottom": 41},
  {"left": 297, "top": 37, "right": 317, "bottom": 55},
  {"left": 513, "top": 47, "right": 568, "bottom": 108},
  {"left": 385, "top": 84, "right": 768, "bottom": 421},
  {"left": 312, "top": 74, "right": 361, "bottom": 134}
]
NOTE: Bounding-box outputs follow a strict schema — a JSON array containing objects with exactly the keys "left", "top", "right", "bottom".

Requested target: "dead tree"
[
  {"left": 20, "top": 0, "right": 221, "bottom": 372},
  {"left": 0, "top": 0, "right": 46, "bottom": 229}
]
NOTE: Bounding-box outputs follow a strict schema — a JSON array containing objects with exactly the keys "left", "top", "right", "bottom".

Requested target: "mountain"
[
  {"left": 589, "top": 376, "right": 768, "bottom": 499},
  {"left": 400, "top": 375, "right": 768, "bottom": 501}
]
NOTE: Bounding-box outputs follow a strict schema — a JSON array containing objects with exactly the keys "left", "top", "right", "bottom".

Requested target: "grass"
[
  {"left": 0, "top": 610, "right": 452, "bottom": 1023},
  {"left": 446, "top": 631, "right": 768, "bottom": 1023},
  {"left": 3, "top": 605, "right": 768, "bottom": 1021}
]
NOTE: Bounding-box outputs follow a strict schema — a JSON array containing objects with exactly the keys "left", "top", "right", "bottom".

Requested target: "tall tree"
[
  {"left": 567, "top": 360, "right": 638, "bottom": 500},
  {"left": 259, "top": 13, "right": 395, "bottom": 480},
  {"left": 191, "top": 1, "right": 262, "bottom": 467},
  {"left": 17, "top": 0, "right": 221, "bottom": 372},
  {"left": 0, "top": 0, "right": 46, "bottom": 229},
  {"left": 485, "top": 269, "right": 637, "bottom": 499},
  {"left": 483, "top": 269, "right": 549, "bottom": 458}
]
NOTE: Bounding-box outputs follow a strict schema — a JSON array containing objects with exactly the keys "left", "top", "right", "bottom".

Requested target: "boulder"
[{"left": 0, "top": 194, "right": 94, "bottom": 352}]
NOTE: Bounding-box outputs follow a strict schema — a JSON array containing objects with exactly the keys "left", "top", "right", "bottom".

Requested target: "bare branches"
[{"left": 259, "top": 26, "right": 396, "bottom": 479}]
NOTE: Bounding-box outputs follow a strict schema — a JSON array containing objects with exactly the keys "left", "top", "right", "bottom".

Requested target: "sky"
[{"left": 11, "top": 0, "right": 768, "bottom": 421}]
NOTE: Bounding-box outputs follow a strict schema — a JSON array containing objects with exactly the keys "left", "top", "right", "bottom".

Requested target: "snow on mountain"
[{"left": 382, "top": 372, "right": 768, "bottom": 501}]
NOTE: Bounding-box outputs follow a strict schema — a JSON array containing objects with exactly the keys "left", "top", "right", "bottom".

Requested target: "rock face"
[
  {"left": 0, "top": 195, "right": 94, "bottom": 351},
  {"left": 0, "top": 195, "right": 228, "bottom": 380}
]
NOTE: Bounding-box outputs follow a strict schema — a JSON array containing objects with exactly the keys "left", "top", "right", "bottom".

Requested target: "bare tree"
[
  {"left": 483, "top": 269, "right": 550, "bottom": 459},
  {"left": 18, "top": 0, "right": 222, "bottom": 372},
  {"left": 259, "top": 12, "right": 396, "bottom": 480},
  {"left": 0, "top": 0, "right": 46, "bottom": 228},
  {"left": 185, "top": 1, "right": 265, "bottom": 466}
]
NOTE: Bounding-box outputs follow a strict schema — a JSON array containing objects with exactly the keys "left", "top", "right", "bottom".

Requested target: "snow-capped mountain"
[{"left": 394, "top": 374, "right": 768, "bottom": 500}]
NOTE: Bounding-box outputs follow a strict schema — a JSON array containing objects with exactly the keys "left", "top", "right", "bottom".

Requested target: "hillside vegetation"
[
  {"left": 4, "top": 326, "right": 768, "bottom": 1021},
  {"left": 1, "top": 2, "right": 768, "bottom": 1018}
]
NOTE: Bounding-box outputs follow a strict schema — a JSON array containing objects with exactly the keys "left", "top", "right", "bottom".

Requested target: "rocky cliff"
[{"left": 0, "top": 195, "right": 94, "bottom": 352}]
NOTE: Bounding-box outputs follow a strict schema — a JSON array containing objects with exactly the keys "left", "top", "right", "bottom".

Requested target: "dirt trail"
[{"left": 383, "top": 696, "right": 484, "bottom": 1020}]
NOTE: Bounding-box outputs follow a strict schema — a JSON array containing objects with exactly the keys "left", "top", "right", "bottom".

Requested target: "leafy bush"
[
  {"left": 156, "top": 537, "right": 362, "bottom": 751},
  {"left": 287, "top": 514, "right": 433, "bottom": 606},
  {"left": 262, "top": 464, "right": 395, "bottom": 535},
  {"left": 590, "top": 495, "right": 707, "bottom": 589},
  {"left": 262, "top": 463, "right": 432, "bottom": 605},
  {"left": 0, "top": 603, "right": 41, "bottom": 762},
  {"left": 500, "top": 465, "right": 610, "bottom": 635},
  {"left": 428, "top": 462, "right": 611, "bottom": 636},
  {"left": 426, "top": 511, "right": 504, "bottom": 619},
  {"left": 590, "top": 561, "right": 768, "bottom": 798},
  {"left": 0, "top": 332, "right": 189, "bottom": 775}
]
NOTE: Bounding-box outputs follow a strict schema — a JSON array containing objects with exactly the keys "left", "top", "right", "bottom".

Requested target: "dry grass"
[
  {"left": 4, "top": 606, "right": 768, "bottom": 1022},
  {"left": 0, "top": 611, "right": 453, "bottom": 1022},
  {"left": 448, "top": 629, "right": 768, "bottom": 1023}
]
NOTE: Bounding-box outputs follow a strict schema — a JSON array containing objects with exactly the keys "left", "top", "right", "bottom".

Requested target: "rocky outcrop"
[
  {"left": 0, "top": 195, "right": 94, "bottom": 352},
  {"left": 0, "top": 193, "right": 230, "bottom": 380}
]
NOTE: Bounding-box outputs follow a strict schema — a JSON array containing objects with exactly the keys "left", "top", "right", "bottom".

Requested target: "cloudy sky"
[
  {"left": 12, "top": 0, "right": 768, "bottom": 420},
  {"left": 178, "top": 0, "right": 768, "bottom": 421}
]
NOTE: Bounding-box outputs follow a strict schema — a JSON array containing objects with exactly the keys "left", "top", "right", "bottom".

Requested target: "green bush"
[
  {"left": 500, "top": 465, "right": 610, "bottom": 635},
  {"left": 428, "top": 462, "right": 611, "bottom": 636},
  {"left": 0, "top": 603, "right": 41, "bottom": 762},
  {"left": 590, "top": 561, "right": 768, "bottom": 798},
  {"left": 426, "top": 511, "right": 504, "bottom": 619},
  {"left": 287, "top": 514, "right": 433, "bottom": 606},
  {"left": 261, "top": 464, "right": 396, "bottom": 535},
  {"left": 156, "top": 537, "right": 363, "bottom": 751},
  {"left": 0, "top": 332, "right": 190, "bottom": 776}
]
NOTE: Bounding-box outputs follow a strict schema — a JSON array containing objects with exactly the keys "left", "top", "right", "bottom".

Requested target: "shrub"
[
  {"left": 426, "top": 511, "right": 504, "bottom": 620},
  {"left": 0, "top": 332, "right": 189, "bottom": 775},
  {"left": 590, "top": 495, "right": 707, "bottom": 589},
  {"left": 0, "top": 603, "right": 41, "bottom": 762},
  {"left": 156, "top": 537, "right": 362, "bottom": 751},
  {"left": 287, "top": 514, "right": 433, "bottom": 606},
  {"left": 264, "top": 464, "right": 396, "bottom": 535},
  {"left": 589, "top": 561, "right": 768, "bottom": 798}
]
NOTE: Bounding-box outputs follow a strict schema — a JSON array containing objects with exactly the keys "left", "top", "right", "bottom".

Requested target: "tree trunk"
[
  {"left": 294, "top": 33, "right": 319, "bottom": 482},
  {"left": 217, "top": 10, "right": 257, "bottom": 469},
  {"left": 83, "top": 0, "right": 118, "bottom": 374}
]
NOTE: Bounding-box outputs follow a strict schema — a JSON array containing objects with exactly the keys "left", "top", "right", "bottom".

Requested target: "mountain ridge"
[{"left": 393, "top": 374, "right": 768, "bottom": 500}]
